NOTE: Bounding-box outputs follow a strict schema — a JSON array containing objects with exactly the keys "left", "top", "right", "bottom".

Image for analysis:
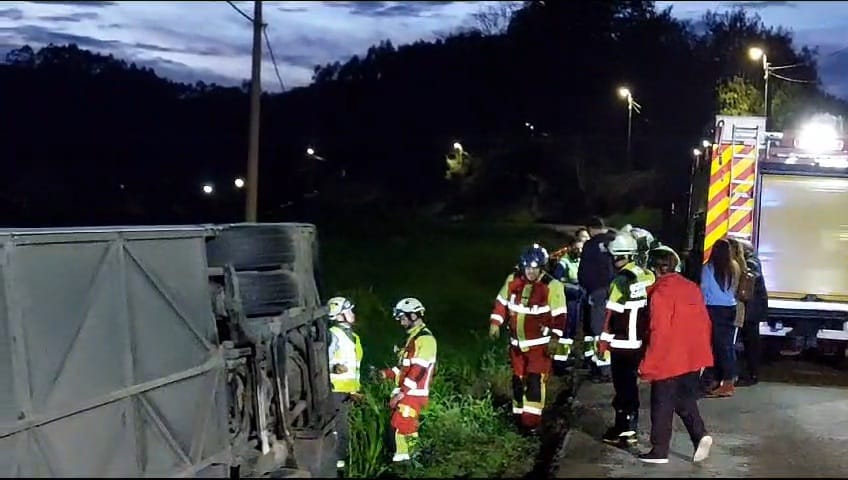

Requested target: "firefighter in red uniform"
[
  {"left": 489, "top": 244, "right": 568, "bottom": 434},
  {"left": 380, "top": 297, "right": 437, "bottom": 463}
]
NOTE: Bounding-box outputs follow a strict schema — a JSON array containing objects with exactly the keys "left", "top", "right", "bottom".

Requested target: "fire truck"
[{"left": 686, "top": 113, "right": 848, "bottom": 359}]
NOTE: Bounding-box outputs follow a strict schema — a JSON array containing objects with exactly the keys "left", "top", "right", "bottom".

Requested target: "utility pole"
[{"left": 245, "top": 0, "right": 262, "bottom": 222}]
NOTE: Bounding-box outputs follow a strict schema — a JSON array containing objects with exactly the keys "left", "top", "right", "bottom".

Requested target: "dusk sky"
[{"left": 0, "top": 1, "right": 846, "bottom": 98}]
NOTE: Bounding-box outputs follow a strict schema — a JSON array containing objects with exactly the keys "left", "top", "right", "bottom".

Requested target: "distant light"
[
  {"left": 618, "top": 87, "right": 631, "bottom": 99},
  {"left": 453, "top": 142, "right": 463, "bottom": 151},
  {"left": 234, "top": 177, "right": 245, "bottom": 188},
  {"left": 202, "top": 184, "right": 214, "bottom": 194},
  {"left": 306, "top": 147, "right": 315, "bottom": 156},
  {"left": 693, "top": 148, "right": 702, "bottom": 157},
  {"left": 748, "top": 47, "right": 764, "bottom": 61},
  {"left": 702, "top": 140, "right": 711, "bottom": 148}
]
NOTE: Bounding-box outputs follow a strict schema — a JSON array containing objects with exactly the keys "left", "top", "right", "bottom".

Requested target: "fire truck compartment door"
[{"left": 758, "top": 174, "right": 848, "bottom": 303}]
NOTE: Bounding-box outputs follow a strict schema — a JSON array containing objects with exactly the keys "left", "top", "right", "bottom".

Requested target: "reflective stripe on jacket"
[
  {"left": 329, "top": 324, "right": 363, "bottom": 393},
  {"left": 600, "top": 262, "right": 655, "bottom": 350},
  {"left": 383, "top": 324, "right": 437, "bottom": 398},
  {"left": 490, "top": 272, "right": 567, "bottom": 352}
]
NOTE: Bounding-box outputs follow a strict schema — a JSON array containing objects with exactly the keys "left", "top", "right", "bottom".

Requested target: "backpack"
[{"left": 737, "top": 269, "right": 757, "bottom": 302}]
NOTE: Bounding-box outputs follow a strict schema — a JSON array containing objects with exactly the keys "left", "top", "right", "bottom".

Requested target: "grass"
[{"left": 320, "top": 220, "right": 568, "bottom": 478}]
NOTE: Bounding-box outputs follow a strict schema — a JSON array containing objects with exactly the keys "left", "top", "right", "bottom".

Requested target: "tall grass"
[{"left": 321, "top": 220, "right": 567, "bottom": 478}]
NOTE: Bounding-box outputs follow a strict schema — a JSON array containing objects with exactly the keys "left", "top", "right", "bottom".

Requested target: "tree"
[
  {"left": 470, "top": 2, "right": 521, "bottom": 36},
  {"left": 717, "top": 76, "right": 763, "bottom": 115}
]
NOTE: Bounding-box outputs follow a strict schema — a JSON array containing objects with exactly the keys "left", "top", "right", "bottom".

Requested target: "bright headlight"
[{"left": 796, "top": 123, "right": 842, "bottom": 153}]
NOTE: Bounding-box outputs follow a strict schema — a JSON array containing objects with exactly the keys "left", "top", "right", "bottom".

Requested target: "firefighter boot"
[
  {"left": 602, "top": 410, "right": 630, "bottom": 446},
  {"left": 620, "top": 411, "right": 638, "bottom": 445}
]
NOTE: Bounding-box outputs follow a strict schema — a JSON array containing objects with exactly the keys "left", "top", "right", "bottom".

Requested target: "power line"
[
  {"left": 263, "top": 26, "right": 286, "bottom": 93},
  {"left": 225, "top": 1, "right": 285, "bottom": 93},
  {"left": 770, "top": 71, "right": 817, "bottom": 84},
  {"left": 226, "top": 0, "right": 254, "bottom": 23}
]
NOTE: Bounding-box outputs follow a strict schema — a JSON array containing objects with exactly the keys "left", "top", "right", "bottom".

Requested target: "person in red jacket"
[{"left": 637, "top": 247, "right": 714, "bottom": 464}]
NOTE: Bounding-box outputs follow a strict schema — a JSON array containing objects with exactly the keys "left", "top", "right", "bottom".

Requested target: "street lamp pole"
[
  {"left": 618, "top": 87, "right": 641, "bottom": 169},
  {"left": 749, "top": 47, "right": 770, "bottom": 128}
]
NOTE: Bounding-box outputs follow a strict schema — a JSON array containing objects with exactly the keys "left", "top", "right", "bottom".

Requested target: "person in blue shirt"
[{"left": 699, "top": 238, "right": 740, "bottom": 398}]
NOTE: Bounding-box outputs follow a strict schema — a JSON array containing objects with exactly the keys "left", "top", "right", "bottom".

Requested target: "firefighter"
[
  {"left": 551, "top": 236, "right": 583, "bottom": 367},
  {"left": 380, "top": 297, "right": 437, "bottom": 463},
  {"left": 327, "top": 296, "right": 364, "bottom": 472},
  {"left": 489, "top": 244, "right": 568, "bottom": 434},
  {"left": 597, "top": 231, "right": 656, "bottom": 446}
]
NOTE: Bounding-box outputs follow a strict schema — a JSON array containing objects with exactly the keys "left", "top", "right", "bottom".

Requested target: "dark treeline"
[{"left": 1, "top": 1, "right": 845, "bottom": 228}]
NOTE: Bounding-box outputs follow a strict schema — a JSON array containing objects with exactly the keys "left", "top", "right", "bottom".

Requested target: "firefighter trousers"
[
  {"left": 332, "top": 392, "right": 352, "bottom": 469},
  {"left": 611, "top": 349, "right": 641, "bottom": 414},
  {"left": 509, "top": 345, "right": 552, "bottom": 428},
  {"left": 390, "top": 395, "right": 428, "bottom": 462}
]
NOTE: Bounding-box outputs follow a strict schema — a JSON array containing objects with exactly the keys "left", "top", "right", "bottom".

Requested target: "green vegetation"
[
  {"left": 323, "top": 216, "right": 671, "bottom": 476},
  {"left": 321, "top": 221, "right": 568, "bottom": 477}
]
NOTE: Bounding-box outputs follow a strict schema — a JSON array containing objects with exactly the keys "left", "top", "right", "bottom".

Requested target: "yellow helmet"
[{"left": 327, "top": 296, "right": 354, "bottom": 318}]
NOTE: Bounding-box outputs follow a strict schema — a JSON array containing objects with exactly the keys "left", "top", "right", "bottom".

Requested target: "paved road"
[{"left": 554, "top": 367, "right": 848, "bottom": 477}]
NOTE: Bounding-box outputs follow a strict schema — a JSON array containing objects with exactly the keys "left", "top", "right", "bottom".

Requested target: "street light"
[
  {"left": 453, "top": 142, "right": 463, "bottom": 152},
  {"left": 692, "top": 148, "right": 702, "bottom": 157},
  {"left": 702, "top": 139, "right": 711, "bottom": 148},
  {"left": 748, "top": 47, "right": 769, "bottom": 121},
  {"left": 617, "top": 86, "right": 642, "bottom": 169},
  {"left": 234, "top": 177, "right": 245, "bottom": 189},
  {"left": 202, "top": 183, "right": 214, "bottom": 195},
  {"left": 306, "top": 147, "right": 327, "bottom": 162}
]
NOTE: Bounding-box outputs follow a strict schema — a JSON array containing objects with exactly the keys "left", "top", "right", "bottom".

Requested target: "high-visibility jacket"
[
  {"left": 383, "top": 324, "right": 437, "bottom": 398},
  {"left": 554, "top": 255, "right": 580, "bottom": 285},
  {"left": 599, "top": 262, "right": 656, "bottom": 351},
  {"left": 490, "top": 272, "right": 568, "bottom": 352},
  {"left": 329, "top": 324, "right": 363, "bottom": 393}
]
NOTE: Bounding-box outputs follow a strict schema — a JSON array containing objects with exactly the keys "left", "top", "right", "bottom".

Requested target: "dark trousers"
[
  {"left": 707, "top": 306, "right": 737, "bottom": 382},
  {"left": 565, "top": 284, "right": 584, "bottom": 338},
  {"left": 333, "top": 392, "right": 352, "bottom": 465},
  {"left": 611, "top": 350, "right": 641, "bottom": 413},
  {"left": 740, "top": 318, "right": 761, "bottom": 378},
  {"left": 649, "top": 371, "right": 707, "bottom": 457}
]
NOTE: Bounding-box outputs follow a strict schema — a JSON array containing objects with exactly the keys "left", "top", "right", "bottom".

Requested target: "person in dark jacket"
[
  {"left": 637, "top": 248, "right": 714, "bottom": 464},
  {"left": 737, "top": 241, "right": 767, "bottom": 386},
  {"left": 578, "top": 216, "right": 616, "bottom": 381}
]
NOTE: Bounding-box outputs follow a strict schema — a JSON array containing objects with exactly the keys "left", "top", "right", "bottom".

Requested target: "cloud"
[
  {"left": 721, "top": 1, "right": 796, "bottom": 10},
  {"left": 277, "top": 6, "right": 309, "bottom": 13},
  {"left": 326, "top": 1, "right": 457, "bottom": 18},
  {"left": 0, "top": 8, "right": 23, "bottom": 21},
  {"left": 37, "top": 12, "right": 100, "bottom": 22},
  {"left": 817, "top": 48, "right": 848, "bottom": 99},
  {"left": 25, "top": 1, "right": 116, "bottom": 6}
]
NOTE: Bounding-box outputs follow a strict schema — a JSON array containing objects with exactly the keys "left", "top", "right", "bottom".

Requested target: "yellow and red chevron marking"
[{"left": 703, "top": 143, "right": 756, "bottom": 262}]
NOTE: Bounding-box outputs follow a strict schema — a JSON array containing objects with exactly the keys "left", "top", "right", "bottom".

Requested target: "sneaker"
[
  {"left": 735, "top": 376, "right": 759, "bottom": 387},
  {"left": 693, "top": 435, "right": 713, "bottom": 462},
  {"left": 602, "top": 427, "right": 623, "bottom": 445},
  {"left": 705, "top": 382, "right": 735, "bottom": 398},
  {"left": 638, "top": 451, "right": 669, "bottom": 464}
]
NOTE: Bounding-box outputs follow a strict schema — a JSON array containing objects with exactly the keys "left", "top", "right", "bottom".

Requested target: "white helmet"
[
  {"left": 327, "top": 296, "right": 354, "bottom": 319},
  {"left": 393, "top": 297, "right": 425, "bottom": 319},
  {"left": 630, "top": 227, "right": 653, "bottom": 243},
  {"left": 608, "top": 232, "right": 638, "bottom": 256}
]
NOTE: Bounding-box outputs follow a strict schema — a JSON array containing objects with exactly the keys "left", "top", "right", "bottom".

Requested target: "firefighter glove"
[
  {"left": 547, "top": 335, "right": 560, "bottom": 356},
  {"left": 489, "top": 324, "right": 500, "bottom": 340},
  {"left": 597, "top": 339, "right": 610, "bottom": 357}
]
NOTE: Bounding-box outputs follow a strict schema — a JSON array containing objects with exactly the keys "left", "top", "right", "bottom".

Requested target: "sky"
[{"left": 0, "top": 1, "right": 846, "bottom": 98}]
